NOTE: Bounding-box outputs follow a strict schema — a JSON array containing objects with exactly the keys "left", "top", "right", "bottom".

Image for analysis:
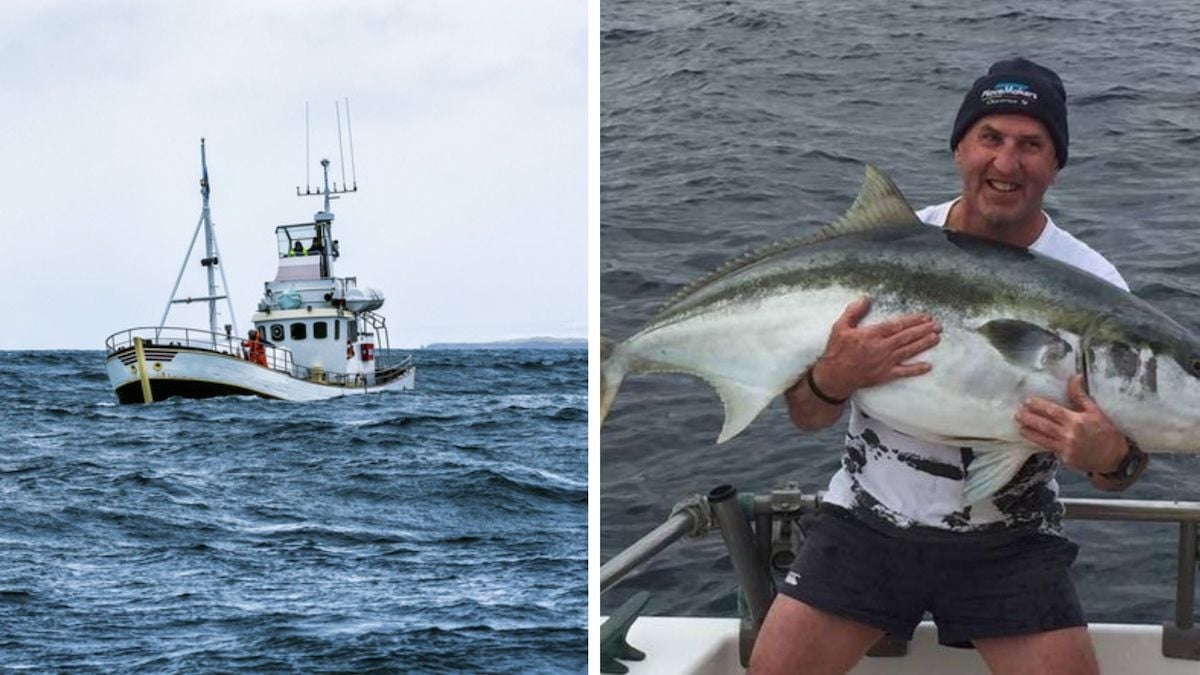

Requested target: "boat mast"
[
  {"left": 200, "top": 140, "right": 219, "bottom": 337},
  {"left": 158, "top": 138, "right": 240, "bottom": 345}
]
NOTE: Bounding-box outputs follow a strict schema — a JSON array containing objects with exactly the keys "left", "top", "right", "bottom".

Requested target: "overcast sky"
[{"left": 1, "top": 1, "right": 585, "bottom": 349}]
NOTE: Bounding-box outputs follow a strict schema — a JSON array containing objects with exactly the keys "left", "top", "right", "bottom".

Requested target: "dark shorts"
[{"left": 778, "top": 505, "right": 1085, "bottom": 648}]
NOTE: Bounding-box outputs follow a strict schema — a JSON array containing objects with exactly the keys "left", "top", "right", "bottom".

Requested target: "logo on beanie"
[{"left": 981, "top": 81, "right": 1039, "bottom": 107}]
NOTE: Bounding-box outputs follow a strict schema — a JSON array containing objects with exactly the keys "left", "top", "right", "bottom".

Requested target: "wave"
[
  {"left": 1073, "top": 86, "right": 1145, "bottom": 106},
  {"left": 452, "top": 468, "right": 587, "bottom": 503},
  {"left": 601, "top": 27, "right": 656, "bottom": 45}
]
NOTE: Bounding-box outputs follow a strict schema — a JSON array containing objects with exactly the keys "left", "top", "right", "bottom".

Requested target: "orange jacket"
[{"left": 243, "top": 337, "right": 267, "bottom": 366}]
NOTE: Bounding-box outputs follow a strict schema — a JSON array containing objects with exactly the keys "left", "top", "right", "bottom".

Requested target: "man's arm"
[
  {"left": 784, "top": 296, "right": 941, "bottom": 431},
  {"left": 785, "top": 359, "right": 850, "bottom": 431}
]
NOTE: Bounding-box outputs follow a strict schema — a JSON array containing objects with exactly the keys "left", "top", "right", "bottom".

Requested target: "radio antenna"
[
  {"left": 305, "top": 101, "right": 311, "bottom": 192},
  {"left": 345, "top": 98, "right": 357, "bottom": 189},
  {"left": 336, "top": 100, "right": 347, "bottom": 191},
  {"left": 296, "top": 100, "right": 358, "bottom": 199}
]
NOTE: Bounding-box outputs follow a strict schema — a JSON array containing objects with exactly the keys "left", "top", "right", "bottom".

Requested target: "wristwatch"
[{"left": 1091, "top": 437, "right": 1149, "bottom": 488}]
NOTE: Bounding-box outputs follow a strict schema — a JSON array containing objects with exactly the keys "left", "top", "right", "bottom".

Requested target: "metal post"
[
  {"left": 1177, "top": 521, "right": 1196, "bottom": 629},
  {"left": 755, "top": 509, "right": 773, "bottom": 582},
  {"left": 134, "top": 337, "right": 153, "bottom": 404},
  {"left": 709, "top": 485, "right": 773, "bottom": 628},
  {"left": 1163, "top": 519, "right": 1200, "bottom": 659}
]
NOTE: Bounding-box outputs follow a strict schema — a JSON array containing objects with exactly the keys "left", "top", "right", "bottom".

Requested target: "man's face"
[{"left": 953, "top": 113, "right": 1059, "bottom": 233}]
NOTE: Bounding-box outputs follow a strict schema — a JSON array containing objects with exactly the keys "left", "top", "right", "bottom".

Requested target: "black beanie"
[{"left": 950, "top": 57, "right": 1069, "bottom": 168}]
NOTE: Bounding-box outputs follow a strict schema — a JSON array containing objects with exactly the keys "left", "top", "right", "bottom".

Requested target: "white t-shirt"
[{"left": 822, "top": 199, "right": 1128, "bottom": 535}]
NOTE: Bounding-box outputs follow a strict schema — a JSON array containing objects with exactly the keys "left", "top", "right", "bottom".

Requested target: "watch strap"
[{"left": 1092, "top": 437, "right": 1148, "bottom": 489}]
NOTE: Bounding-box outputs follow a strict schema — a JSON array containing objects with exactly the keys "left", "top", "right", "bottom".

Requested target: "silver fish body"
[{"left": 601, "top": 166, "right": 1200, "bottom": 503}]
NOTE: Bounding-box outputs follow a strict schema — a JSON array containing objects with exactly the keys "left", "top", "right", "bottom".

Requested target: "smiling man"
[{"left": 750, "top": 58, "right": 1149, "bottom": 675}]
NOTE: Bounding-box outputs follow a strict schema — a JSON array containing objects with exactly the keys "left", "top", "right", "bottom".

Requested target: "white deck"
[{"left": 609, "top": 617, "right": 1198, "bottom": 674}]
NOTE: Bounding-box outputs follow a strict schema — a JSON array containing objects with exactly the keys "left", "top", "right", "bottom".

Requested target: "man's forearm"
[{"left": 784, "top": 368, "right": 847, "bottom": 430}]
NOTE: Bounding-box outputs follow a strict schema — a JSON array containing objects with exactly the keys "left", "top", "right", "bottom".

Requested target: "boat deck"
[{"left": 611, "top": 617, "right": 1198, "bottom": 674}]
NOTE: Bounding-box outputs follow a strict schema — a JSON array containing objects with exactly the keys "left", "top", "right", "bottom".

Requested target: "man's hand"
[
  {"left": 1015, "top": 374, "right": 1129, "bottom": 474},
  {"left": 808, "top": 296, "right": 942, "bottom": 400}
]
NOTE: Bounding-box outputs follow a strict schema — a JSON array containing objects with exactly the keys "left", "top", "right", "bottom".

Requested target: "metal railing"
[
  {"left": 601, "top": 486, "right": 1200, "bottom": 663},
  {"left": 104, "top": 326, "right": 297, "bottom": 376}
]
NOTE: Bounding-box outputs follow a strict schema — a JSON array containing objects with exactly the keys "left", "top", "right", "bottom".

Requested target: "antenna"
[
  {"left": 296, "top": 100, "right": 358, "bottom": 199},
  {"left": 305, "top": 101, "right": 311, "bottom": 192},
  {"left": 345, "top": 97, "right": 357, "bottom": 189},
  {"left": 336, "top": 101, "right": 347, "bottom": 191}
]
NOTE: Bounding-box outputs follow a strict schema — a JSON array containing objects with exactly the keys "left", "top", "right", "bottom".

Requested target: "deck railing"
[
  {"left": 104, "top": 326, "right": 297, "bottom": 376},
  {"left": 600, "top": 486, "right": 1200, "bottom": 666}
]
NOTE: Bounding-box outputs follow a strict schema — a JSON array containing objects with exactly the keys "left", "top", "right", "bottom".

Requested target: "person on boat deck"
[
  {"left": 750, "top": 58, "right": 1148, "bottom": 675},
  {"left": 242, "top": 329, "right": 268, "bottom": 367},
  {"left": 290, "top": 241, "right": 305, "bottom": 257},
  {"left": 308, "top": 237, "right": 324, "bottom": 255}
]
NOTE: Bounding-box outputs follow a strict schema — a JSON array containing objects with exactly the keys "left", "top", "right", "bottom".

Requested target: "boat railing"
[
  {"left": 375, "top": 353, "right": 413, "bottom": 378},
  {"left": 600, "top": 484, "right": 1200, "bottom": 670},
  {"left": 104, "top": 326, "right": 298, "bottom": 377}
]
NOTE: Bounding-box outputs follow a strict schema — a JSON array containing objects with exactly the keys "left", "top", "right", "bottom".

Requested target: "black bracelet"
[{"left": 805, "top": 367, "right": 848, "bottom": 406}]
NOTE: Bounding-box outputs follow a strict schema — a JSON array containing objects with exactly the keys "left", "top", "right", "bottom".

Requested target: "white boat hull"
[
  {"left": 105, "top": 344, "right": 414, "bottom": 404},
  {"left": 605, "top": 617, "right": 1198, "bottom": 674}
]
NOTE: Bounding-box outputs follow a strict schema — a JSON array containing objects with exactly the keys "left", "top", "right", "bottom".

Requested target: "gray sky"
[{"left": 2, "top": 1, "right": 586, "bottom": 350}]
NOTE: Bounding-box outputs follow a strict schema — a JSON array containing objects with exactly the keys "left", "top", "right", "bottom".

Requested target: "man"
[
  {"left": 242, "top": 328, "right": 268, "bottom": 367},
  {"left": 749, "top": 58, "right": 1149, "bottom": 675}
]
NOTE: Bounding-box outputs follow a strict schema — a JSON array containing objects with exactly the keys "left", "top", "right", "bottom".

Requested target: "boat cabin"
[
  {"left": 274, "top": 221, "right": 339, "bottom": 281},
  {"left": 254, "top": 217, "right": 389, "bottom": 386}
]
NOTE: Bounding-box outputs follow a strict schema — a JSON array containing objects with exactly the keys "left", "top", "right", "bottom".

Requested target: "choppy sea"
[
  {"left": 601, "top": 0, "right": 1200, "bottom": 624},
  {"left": 0, "top": 348, "right": 585, "bottom": 673}
]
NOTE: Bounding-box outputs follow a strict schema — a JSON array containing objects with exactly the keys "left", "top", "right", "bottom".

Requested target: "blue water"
[
  {"left": 601, "top": 0, "right": 1200, "bottom": 624},
  {"left": 0, "top": 349, "right": 585, "bottom": 673}
]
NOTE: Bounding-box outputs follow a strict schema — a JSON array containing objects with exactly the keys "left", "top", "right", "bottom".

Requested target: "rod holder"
[{"left": 708, "top": 484, "right": 774, "bottom": 628}]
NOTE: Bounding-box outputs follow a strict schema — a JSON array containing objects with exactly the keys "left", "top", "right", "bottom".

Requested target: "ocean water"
[
  {"left": 0, "top": 349, "right": 586, "bottom": 673},
  {"left": 601, "top": 0, "right": 1200, "bottom": 624}
]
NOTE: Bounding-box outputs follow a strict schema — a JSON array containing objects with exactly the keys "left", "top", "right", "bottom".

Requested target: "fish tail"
[{"left": 600, "top": 336, "right": 625, "bottom": 425}]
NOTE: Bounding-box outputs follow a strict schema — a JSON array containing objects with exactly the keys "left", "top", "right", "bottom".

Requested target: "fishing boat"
[
  {"left": 600, "top": 484, "right": 1200, "bottom": 674},
  {"left": 104, "top": 137, "right": 414, "bottom": 403}
]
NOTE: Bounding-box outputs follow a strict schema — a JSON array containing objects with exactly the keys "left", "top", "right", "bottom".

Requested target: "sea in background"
[
  {"left": 601, "top": 0, "right": 1200, "bottom": 623},
  {"left": 0, "top": 348, "right": 585, "bottom": 673}
]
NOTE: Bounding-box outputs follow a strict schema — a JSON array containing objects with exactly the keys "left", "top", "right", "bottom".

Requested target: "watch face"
[
  {"left": 1101, "top": 442, "right": 1143, "bottom": 481},
  {"left": 1115, "top": 444, "right": 1148, "bottom": 482}
]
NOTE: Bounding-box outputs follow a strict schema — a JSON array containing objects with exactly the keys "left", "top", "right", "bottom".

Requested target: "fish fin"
[
  {"left": 599, "top": 337, "right": 626, "bottom": 426},
  {"left": 977, "top": 319, "right": 1072, "bottom": 370},
  {"left": 963, "top": 447, "right": 1036, "bottom": 505},
  {"left": 713, "top": 380, "right": 777, "bottom": 444},
  {"left": 824, "top": 163, "right": 923, "bottom": 235},
  {"left": 659, "top": 164, "right": 920, "bottom": 314}
]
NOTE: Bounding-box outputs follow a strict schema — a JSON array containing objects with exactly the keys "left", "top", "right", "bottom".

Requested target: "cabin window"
[
  {"left": 335, "top": 319, "right": 341, "bottom": 340},
  {"left": 270, "top": 324, "right": 284, "bottom": 342},
  {"left": 314, "top": 322, "right": 328, "bottom": 340},
  {"left": 290, "top": 323, "right": 307, "bottom": 340}
]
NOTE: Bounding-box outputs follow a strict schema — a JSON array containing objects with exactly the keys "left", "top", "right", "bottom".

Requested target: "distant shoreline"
[{"left": 421, "top": 337, "right": 586, "bottom": 350}]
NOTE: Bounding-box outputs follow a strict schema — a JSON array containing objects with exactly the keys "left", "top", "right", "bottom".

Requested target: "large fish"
[{"left": 601, "top": 165, "right": 1200, "bottom": 503}]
